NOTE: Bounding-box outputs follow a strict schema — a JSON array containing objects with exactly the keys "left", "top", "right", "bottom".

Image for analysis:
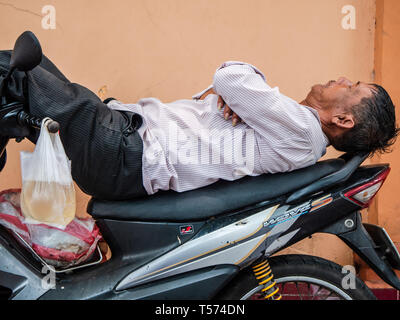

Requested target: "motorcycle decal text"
[
  {"left": 263, "top": 194, "right": 332, "bottom": 228},
  {"left": 263, "top": 202, "right": 311, "bottom": 228}
]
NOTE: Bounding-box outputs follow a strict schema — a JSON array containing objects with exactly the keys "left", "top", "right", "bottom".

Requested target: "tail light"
[{"left": 344, "top": 167, "right": 391, "bottom": 208}]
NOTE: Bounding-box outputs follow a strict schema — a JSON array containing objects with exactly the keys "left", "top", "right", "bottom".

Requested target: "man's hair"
[{"left": 331, "top": 84, "right": 399, "bottom": 156}]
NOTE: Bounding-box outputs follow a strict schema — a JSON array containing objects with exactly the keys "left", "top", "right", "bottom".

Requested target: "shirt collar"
[{"left": 301, "top": 103, "right": 331, "bottom": 149}]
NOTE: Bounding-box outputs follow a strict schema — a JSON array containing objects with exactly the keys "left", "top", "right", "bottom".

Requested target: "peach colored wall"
[
  {"left": 0, "top": 0, "right": 376, "bottom": 266},
  {"left": 372, "top": 0, "right": 400, "bottom": 249},
  {"left": 355, "top": 0, "right": 400, "bottom": 287}
]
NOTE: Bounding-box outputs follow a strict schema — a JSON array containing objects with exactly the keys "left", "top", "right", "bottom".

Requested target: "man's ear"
[{"left": 332, "top": 113, "right": 355, "bottom": 129}]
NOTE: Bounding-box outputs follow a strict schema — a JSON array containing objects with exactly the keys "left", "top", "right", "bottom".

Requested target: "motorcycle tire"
[{"left": 217, "top": 254, "right": 376, "bottom": 300}]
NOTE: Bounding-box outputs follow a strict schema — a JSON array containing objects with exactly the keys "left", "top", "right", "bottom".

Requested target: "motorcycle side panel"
[
  {"left": 116, "top": 205, "right": 279, "bottom": 291},
  {"left": 115, "top": 168, "right": 380, "bottom": 293},
  {"left": 262, "top": 194, "right": 357, "bottom": 256},
  {"left": 261, "top": 165, "right": 389, "bottom": 257},
  {"left": 0, "top": 237, "right": 48, "bottom": 299},
  {"left": 39, "top": 219, "right": 206, "bottom": 300},
  {"left": 99, "top": 265, "right": 238, "bottom": 300}
]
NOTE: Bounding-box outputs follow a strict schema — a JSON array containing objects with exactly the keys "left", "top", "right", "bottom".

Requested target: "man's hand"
[
  {"left": 217, "top": 96, "right": 243, "bottom": 127},
  {"left": 200, "top": 88, "right": 243, "bottom": 126}
]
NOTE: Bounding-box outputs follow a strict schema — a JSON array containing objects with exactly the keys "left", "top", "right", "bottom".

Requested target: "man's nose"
[{"left": 337, "top": 77, "right": 353, "bottom": 86}]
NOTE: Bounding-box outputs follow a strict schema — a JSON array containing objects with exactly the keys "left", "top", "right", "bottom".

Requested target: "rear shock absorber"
[{"left": 252, "top": 259, "right": 281, "bottom": 300}]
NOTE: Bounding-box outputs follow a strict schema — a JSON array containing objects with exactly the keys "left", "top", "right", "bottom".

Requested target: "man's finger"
[
  {"left": 232, "top": 113, "right": 241, "bottom": 127},
  {"left": 224, "top": 105, "right": 233, "bottom": 120},
  {"left": 217, "top": 96, "right": 225, "bottom": 110}
]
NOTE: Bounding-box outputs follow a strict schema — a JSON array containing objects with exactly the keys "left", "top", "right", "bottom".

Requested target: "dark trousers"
[{"left": 0, "top": 51, "right": 147, "bottom": 200}]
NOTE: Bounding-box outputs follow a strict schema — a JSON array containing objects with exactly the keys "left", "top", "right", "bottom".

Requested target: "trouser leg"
[{"left": 0, "top": 51, "right": 147, "bottom": 200}]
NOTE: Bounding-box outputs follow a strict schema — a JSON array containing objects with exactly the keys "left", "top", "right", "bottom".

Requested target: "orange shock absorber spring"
[{"left": 252, "top": 259, "right": 281, "bottom": 300}]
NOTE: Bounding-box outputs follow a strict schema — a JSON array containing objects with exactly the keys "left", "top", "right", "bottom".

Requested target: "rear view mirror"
[{"left": 9, "top": 31, "right": 42, "bottom": 72}]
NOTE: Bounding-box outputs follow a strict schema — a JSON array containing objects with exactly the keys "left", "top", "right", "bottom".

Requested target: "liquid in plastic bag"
[{"left": 20, "top": 180, "right": 76, "bottom": 227}]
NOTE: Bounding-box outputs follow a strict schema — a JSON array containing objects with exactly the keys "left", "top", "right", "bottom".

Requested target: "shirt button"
[{"left": 124, "top": 127, "right": 134, "bottom": 136}]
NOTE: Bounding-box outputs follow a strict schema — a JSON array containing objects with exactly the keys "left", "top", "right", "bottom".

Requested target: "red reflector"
[{"left": 344, "top": 168, "right": 391, "bottom": 208}]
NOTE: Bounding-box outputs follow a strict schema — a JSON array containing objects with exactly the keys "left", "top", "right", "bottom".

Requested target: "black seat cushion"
[{"left": 88, "top": 159, "right": 345, "bottom": 222}]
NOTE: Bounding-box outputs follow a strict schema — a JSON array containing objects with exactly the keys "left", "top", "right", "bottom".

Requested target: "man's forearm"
[{"left": 199, "top": 87, "right": 216, "bottom": 100}]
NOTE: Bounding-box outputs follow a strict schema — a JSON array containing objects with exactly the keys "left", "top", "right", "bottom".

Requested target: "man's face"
[
  {"left": 302, "top": 77, "right": 376, "bottom": 138},
  {"left": 307, "top": 77, "right": 374, "bottom": 112}
]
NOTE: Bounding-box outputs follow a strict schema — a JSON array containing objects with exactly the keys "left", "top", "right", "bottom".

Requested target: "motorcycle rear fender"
[{"left": 322, "top": 212, "right": 400, "bottom": 291}]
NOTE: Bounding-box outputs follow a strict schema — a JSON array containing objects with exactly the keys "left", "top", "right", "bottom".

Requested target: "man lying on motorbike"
[{"left": 0, "top": 53, "right": 398, "bottom": 201}]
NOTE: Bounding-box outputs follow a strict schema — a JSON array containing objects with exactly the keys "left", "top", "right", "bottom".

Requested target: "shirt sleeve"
[
  {"left": 212, "top": 61, "right": 323, "bottom": 171},
  {"left": 192, "top": 84, "right": 213, "bottom": 100},
  {"left": 213, "top": 62, "right": 312, "bottom": 140}
]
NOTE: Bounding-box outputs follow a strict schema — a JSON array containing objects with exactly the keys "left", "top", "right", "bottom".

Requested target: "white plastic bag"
[{"left": 20, "top": 118, "right": 76, "bottom": 228}]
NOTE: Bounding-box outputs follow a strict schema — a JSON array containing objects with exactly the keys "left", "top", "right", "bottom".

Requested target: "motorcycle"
[{"left": 0, "top": 31, "right": 399, "bottom": 300}]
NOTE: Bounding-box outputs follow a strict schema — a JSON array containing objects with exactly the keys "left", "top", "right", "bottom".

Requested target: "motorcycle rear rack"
[{"left": 11, "top": 230, "right": 103, "bottom": 274}]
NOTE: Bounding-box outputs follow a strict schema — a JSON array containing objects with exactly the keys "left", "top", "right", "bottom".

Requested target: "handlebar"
[
  {"left": 17, "top": 110, "right": 60, "bottom": 133},
  {"left": 0, "top": 108, "right": 60, "bottom": 172}
]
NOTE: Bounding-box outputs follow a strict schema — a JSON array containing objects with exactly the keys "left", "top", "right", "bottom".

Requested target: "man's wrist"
[{"left": 199, "top": 88, "right": 216, "bottom": 100}]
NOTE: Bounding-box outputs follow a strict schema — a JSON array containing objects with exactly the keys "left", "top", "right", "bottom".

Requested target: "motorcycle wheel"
[{"left": 218, "top": 254, "right": 376, "bottom": 300}]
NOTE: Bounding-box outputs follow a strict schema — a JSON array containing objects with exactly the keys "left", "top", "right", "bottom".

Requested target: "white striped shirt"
[{"left": 108, "top": 61, "right": 329, "bottom": 195}]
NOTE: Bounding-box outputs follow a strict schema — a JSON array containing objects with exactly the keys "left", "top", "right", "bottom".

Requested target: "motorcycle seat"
[{"left": 87, "top": 158, "right": 345, "bottom": 222}]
